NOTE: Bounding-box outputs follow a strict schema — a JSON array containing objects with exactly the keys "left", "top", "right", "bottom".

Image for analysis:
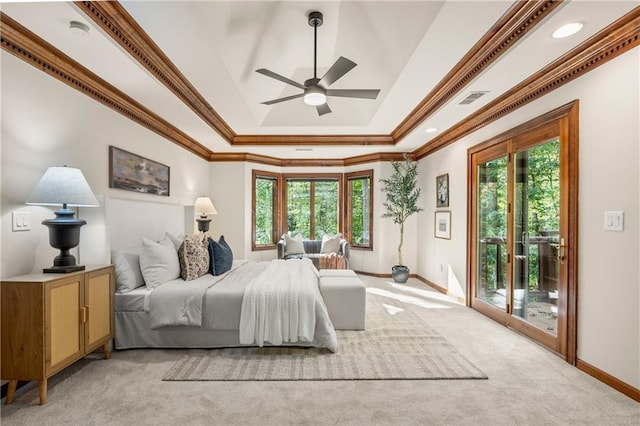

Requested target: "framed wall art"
[
  {"left": 434, "top": 211, "right": 451, "bottom": 239},
  {"left": 109, "top": 146, "right": 170, "bottom": 196},
  {"left": 436, "top": 173, "right": 449, "bottom": 207}
]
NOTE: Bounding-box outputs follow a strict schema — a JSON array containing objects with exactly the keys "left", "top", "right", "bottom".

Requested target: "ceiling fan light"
[{"left": 304, "top": 90, "right": 327, "bottom": 106}]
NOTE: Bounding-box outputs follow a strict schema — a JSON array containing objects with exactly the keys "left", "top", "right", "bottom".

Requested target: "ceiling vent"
[{"left": 458, "top": 91, "right": 489, "bottom": 105}]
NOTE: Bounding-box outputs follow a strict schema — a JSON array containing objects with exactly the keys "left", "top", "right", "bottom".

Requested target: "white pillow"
[
  {"left": 284, "top": 234, "right": 305, "bottom": 255},
  {"left": 139, "top": 236, "right": 181, "bottom": 289},
  {"left": 166, "top": 232, "right": 184, "bottom": 251},
  {"left": 112, "top": 249, "right": 145, "bottom": 293},
  {"left": 321, "top": 233, "right": 342, "bottom": 254}
]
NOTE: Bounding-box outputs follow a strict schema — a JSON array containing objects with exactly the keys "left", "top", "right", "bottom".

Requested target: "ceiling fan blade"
[
  {"left": 326, "top": 89, "right": 380, "bottom": 99},
  {"left": 261, "top": 93, "right": 304, "bottom": 105},
  {"left": 319, "top": 56, "right": 357, "bottom": 88},
  {"left": 316, "top": 103, "right": 331, "bottom": 116},
  {"left": 256, "top": 69, "right": 305, "bottom": 90}
]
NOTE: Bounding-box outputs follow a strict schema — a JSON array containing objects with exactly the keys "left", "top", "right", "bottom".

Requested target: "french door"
[{"left": 468, "top": 104, "right": 578, "bottom": 362}]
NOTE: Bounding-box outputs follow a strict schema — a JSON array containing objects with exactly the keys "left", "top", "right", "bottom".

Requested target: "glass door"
[
  {"left": 476, "top": 155, "right": 509, "bottom": 313},
  {"left": 511, "top": 139, "right": 560, "bottom": 340},
  {"left": 469, "top": 110, "right": 577, "bottom": 359}
]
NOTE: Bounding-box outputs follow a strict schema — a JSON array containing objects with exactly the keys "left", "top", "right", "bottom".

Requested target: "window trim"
[
  {"left": 345, "top": 169, "right": 374, "bottom": 250},
  {"left": 251, "top": 169, "right": 281, "bottom": 251}
]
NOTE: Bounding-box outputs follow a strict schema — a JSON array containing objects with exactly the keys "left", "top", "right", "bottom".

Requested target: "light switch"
[
  {"left": 12, "top": 211, "right": 31, "bottom": 232},
  {"left": 604, "top": 211, "right": 624, "bottom": 232}
]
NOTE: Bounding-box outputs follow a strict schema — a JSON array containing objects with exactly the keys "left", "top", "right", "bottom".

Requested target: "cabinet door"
[
  {"left": 85, "top": 268, "right": 114, "bottom": 352},
  {"left": 46, "top": 277, "right": 84, "bottom": 376}
]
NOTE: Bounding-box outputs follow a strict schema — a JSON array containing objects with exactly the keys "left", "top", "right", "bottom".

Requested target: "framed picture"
[
  {"left": 434, "top": 211, "right": 451, "bottom": 239},
  {"left": 436, "top": 173, "right": 449, "bottom": 207},
  {"left": 109, "top": 146, "right": 170, "bottom": 196}
]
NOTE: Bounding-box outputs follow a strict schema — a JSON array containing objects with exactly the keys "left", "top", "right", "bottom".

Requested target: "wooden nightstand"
[{"left": 1, "top": 265, "right": 114, "bottom": 405}]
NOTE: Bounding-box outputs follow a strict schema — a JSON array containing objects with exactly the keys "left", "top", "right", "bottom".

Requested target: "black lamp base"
[
  {"left": 43, "top": 265, "right": 86, "bottom": 274},
  {"left": 196, "top": 217, "right": 211, "bottom": 233},
  {"left": 42, "top": 208, "right": 87, "bottom": 274}
]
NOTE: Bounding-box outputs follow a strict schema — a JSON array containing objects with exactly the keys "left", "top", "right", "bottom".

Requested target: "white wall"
[
  {"left": 1, "top": 52, "right": 209, "bottom": 278},
  {"left": 208, "top": 160, "right": 420, "bottom": 275},
  {"left": 415, "top": 50, "right": 640, "bottom": 389}
]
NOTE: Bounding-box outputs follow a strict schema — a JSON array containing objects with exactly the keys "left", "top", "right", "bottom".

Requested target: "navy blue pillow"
[{"left": 208, "top": 235, "right": 233, "bottom": 276}]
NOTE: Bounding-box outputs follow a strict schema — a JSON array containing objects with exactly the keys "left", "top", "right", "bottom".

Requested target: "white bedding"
[
  {"left": 146, "top": 259, "right": 337, "bottom": 352},
  {"left": 240, "top": 258, "right": 323, "bottom": 348}
]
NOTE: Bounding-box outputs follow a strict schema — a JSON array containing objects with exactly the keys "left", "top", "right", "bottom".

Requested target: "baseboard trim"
[
  {"left": 576, "top": 358, "right": 640, "bottom": 402},
  {"left": 353, "top": 270, "right": 418, "bottom": 279}
]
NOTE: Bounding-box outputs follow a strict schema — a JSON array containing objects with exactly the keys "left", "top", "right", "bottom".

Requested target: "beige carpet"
[{"left": 163, "top": 294, "right": 488, "bottom": 381}]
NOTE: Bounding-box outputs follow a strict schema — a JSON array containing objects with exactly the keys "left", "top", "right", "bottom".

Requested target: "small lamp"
[
  {"left": 194, "top": 196, "right": 217, "bottom": 233},
  {"left": 26, "top": 166, "right": 99, "bottom": 273}
]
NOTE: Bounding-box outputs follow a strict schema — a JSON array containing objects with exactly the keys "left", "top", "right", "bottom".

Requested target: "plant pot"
[{"left": 392, "top": 265, "right": 410, "bottom": 283}]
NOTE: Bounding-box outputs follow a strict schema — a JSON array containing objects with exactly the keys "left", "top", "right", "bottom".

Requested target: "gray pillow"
[
  {"left": 112, "top": 249, "right": 145, "bottom": 293},
  {"left": 208, "top": 235, "right": 233, "bottom": 276},
  {"left": 139, "top": 236, "right": 181, "bottom": 288}
]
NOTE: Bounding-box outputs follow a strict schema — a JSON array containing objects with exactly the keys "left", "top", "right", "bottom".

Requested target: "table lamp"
[
  {"left": 194, "top": 196, "right": 217, "bottom": 233},
  {"left": 26, "top": 166, "right": 99, "bottom": 273}
]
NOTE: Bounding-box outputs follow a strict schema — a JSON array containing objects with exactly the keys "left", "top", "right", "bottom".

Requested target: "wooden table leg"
[
  {"left": 5, "top": 380, "right": 17, "bottom": 404},
  {"left": 102, "top": 343, "right": 111, "bottom": 359},
  {"left": 38, "top": 380, "right": 47, "bottom": 405}
]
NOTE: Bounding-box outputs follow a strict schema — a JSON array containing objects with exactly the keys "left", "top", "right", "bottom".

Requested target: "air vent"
[
  {"left": 295, "top": 148, "right": 313, "bottom": 151},
  {"left": 458, "top": 91, "right": 489, "bottom": 105}
]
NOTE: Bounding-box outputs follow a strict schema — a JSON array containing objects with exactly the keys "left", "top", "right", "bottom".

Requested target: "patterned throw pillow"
[
  {"left": 320, "top": 233, "right": 342, "bottom": 254},
  {"left": 178, "top": 234, "right": 210, "bottom": 281},
  {"left": 208, "top": 235, "right": 233, "bottom": 276}
]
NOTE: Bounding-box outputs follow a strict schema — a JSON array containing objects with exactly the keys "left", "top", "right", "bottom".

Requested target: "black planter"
[{"left": 392, "top": 265, "right": 410, "bottom": 283}]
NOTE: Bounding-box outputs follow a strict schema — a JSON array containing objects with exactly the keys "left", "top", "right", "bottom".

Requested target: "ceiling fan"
[{"left": 256, "top": 11, "right": 380, "bottom": 116}]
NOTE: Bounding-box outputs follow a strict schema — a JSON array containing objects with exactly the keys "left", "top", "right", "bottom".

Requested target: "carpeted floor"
[
  {"left": 1, "top": 275, "right": 638, "bottom": 425},
  {"left": 163, "top": 295, "right": 487, "bottom": 381}
]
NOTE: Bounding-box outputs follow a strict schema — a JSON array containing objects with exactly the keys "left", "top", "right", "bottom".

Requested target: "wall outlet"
[{"left": 12, "top": 211, "right": 31, "bottom": 232}]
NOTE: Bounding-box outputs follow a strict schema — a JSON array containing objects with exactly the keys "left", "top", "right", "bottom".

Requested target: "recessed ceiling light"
[
  {"left": 69, "top": 21, "right": 90, "bottom": 37},
  {"left": 425, "top": 127, "right": 438, "bottom": 133},
  {"left": 552, "top": 22, "right": 583, "bottom": 39}
]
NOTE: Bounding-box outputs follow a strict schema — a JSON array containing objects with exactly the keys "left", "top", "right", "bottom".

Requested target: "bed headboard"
[{"left": 106, "top": 197, "right": 187, "bottom": 251}]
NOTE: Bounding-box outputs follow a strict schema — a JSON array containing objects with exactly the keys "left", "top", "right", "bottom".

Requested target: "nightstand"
[{"left": 1, "top": 265, "right": 114, "bottom": 405}]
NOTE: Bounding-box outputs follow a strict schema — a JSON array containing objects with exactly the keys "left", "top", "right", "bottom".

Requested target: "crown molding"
[
  {"left": 0, "top": 12, "right": 212, "bottom": 161},
  {"left": 74, "top": 1, "right": 236, "bottom": 143},
  {"left": 74, "top": 0, "right": 556, "bottom": 147},
  {"left": 232, "top": 134, "right": 394, "bottom": 146},
  {"left": 412, "top": 7, "right": 640, "bottom": 160},
  {"left": 2, "top": 4, "right": 638, "bottom": 167},
  {"left": 391, "top": 0, "right": 562, "bottom": 142}
]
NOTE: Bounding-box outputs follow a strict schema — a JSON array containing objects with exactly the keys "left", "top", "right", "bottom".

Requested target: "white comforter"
[
  {"left": 240, "top": 258, "right": 320, "bottom": 348},
  {"left": 147, "top": 259, "right": 337, "bottom": 352}
]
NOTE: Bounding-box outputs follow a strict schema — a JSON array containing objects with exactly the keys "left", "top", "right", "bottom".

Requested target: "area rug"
[{"left": 163, "top": 291, "right": 488, "bottom": 381}]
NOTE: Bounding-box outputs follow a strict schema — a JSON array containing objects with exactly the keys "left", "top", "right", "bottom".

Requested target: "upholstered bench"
[{"left": 318, "top": 269, "right": 366, "bottom": 330}]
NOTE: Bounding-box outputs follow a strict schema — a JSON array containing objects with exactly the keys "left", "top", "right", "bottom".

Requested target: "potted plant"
[{"left": 379, "top": 154, "right": 424, "bottom": 283}]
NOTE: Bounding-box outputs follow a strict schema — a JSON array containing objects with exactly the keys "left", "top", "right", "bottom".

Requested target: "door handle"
[{"left": 558, "top": 238, "right": 566, "bottom": 264}]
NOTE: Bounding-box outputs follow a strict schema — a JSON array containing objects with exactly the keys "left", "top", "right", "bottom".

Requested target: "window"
[
  {"left": 252, "top": 169, "right": 373, "bottom": 250},
  {"left": 285, "top": 174, "right": 342, "bottom": 239},
  {"left": 345, "top": 170, "right": 373, "bottom": 249},
  {"left": 252, "top": 170, "right": 279, "bottom": 250}
]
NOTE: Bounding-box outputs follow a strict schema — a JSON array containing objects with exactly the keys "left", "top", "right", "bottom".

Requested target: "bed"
[{"left": 108, "top": 197, "right": 337, "bottom": 352}]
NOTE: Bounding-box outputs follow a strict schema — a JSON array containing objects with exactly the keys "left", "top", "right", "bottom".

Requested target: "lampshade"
[
  {"left": 194, "top": 196, "right": 217, "bottom": 216},
  {"left": 26, "top": 166, "right": 99, "bottom": 207}
]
